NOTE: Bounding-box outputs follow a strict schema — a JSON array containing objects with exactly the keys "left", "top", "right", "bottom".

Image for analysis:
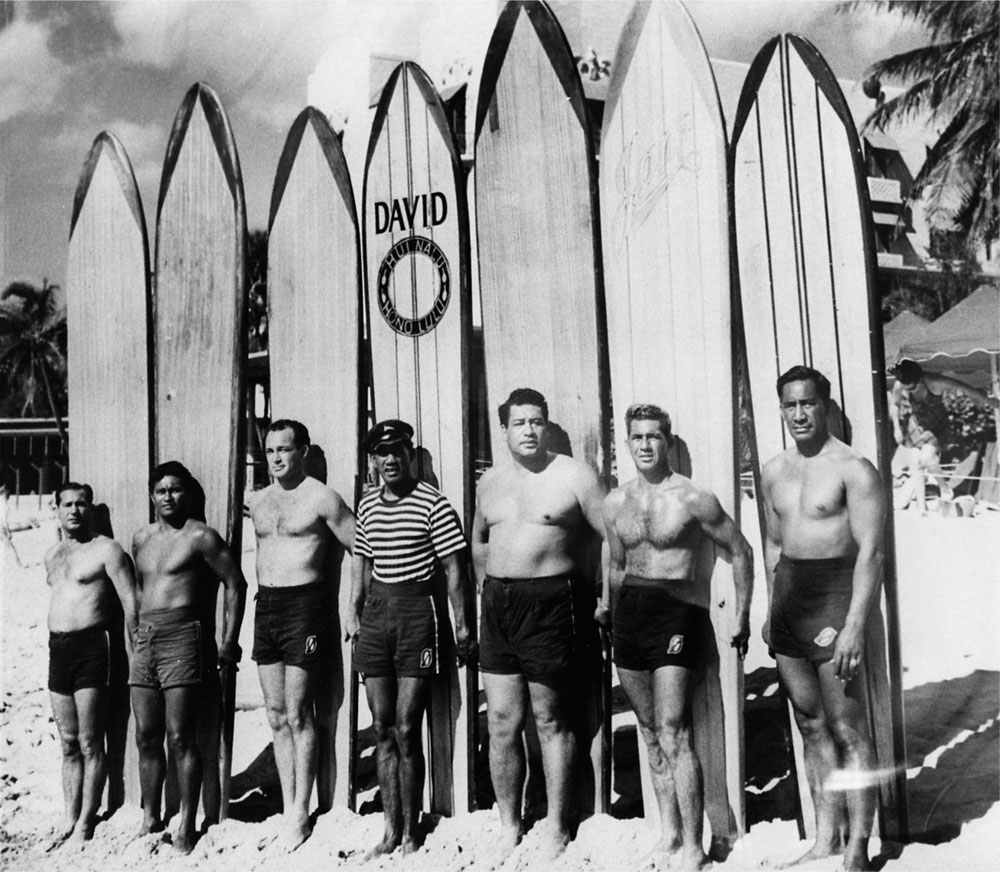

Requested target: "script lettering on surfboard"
[
  {"left": 373, "top": 192, "right": 448, "bottom": 235},
  {"left": 609, "top": 113, "right": 700, "bottom": 252}
]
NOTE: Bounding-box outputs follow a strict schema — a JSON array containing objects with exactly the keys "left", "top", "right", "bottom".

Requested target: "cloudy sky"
[{"left": 0, "top": 0, "right": 927, "bottom": 292}]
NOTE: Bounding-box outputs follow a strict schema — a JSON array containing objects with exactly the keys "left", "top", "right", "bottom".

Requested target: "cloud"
[{"left": 0, "top": 16, "right": 69, "bottom": 122}]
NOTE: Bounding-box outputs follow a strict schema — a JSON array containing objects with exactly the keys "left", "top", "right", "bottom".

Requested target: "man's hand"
[
  {"left": 218, "top": 640, "right": 242, "bottom": 667},
  {"left": 344, "top": 611, "right": 360, "bottom": 644},
  {"left": 831, "top": 623, "right": 865, "bottom": 683},
  {"left": 594, "top": 601, "right": 611, "bottom": 628},
  {"left": 731, "top": 615, "right": 750, "bottom": 660},
  {"left": 455, "top": 627, "right": 478, "bottom": 667}
]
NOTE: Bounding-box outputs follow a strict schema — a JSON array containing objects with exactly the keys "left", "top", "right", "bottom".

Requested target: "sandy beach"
[{"left": 2, "top": 497, "right": 997, "bottom": 871}]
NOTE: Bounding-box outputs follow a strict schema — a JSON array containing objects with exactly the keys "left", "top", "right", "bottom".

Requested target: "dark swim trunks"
[
  {"left": 129, "top": 606, "right": 217, "bottom": 690},
  {"left": 479, "top": 574, "right": 594, "bottom": 683},
  {"left": 612, "top": 576, "right": 706, "bottom": 672},
  {"left": 253, "top": 581, "right": 333, "bottom": 668},
  {"left": 768, "top": 555, "right": 855, "bottom": 662},
  {"left": 48, "top": 624, "right": 128, "bottom": 695},
  {"left": 352, "top": 579, "right": 442, "bottom": 678}
]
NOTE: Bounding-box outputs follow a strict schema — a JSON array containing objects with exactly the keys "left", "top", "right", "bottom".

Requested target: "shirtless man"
[
  {"left": 131, "top": 461, "right": 247, "bottom": 854},
  {"left": 44, "top": 483, "right": 136, "bottom": 847},
  {"left": 762, "top": 366, "right": 885, "bottom": 872},
  {"left": 472, "top": 388, "right": 606, "bottom": 860},
  {"left": 247, "top": 420, "right": 355, "bottom": 851},
  {"left": 602, "top": 404, "right": 753, "bottom": 871}
]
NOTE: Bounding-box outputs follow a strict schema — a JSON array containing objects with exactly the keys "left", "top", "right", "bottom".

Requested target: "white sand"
[{"left": 2, "top": 500, "right": 997, "bottom": 871}]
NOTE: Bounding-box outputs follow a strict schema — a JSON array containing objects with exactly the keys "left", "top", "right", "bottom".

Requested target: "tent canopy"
[
  {"left": 898, "top": 284, "right": 999, "bottom": 379},
  {"left": 883, "top": 310, "right": 929, "bottom": 366}
]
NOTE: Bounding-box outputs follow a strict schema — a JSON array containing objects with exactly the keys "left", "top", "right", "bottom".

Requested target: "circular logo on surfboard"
[{"left": 376, "top": 235, "right": 451, "bottom": 336}]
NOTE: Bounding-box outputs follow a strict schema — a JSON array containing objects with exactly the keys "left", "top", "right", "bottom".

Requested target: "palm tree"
[
  {"left": 0, "top": 280, "right": 68, "bottom": 441},
  {"left": 845, "top": 1, "right": 998, "bottom": 256}
]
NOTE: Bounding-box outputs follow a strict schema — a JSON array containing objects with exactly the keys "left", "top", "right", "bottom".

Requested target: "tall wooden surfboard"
[
  {"left": 363, "top": 61, "right": 473, "bottom": 816},
  {"left": 154, "top": 82, "right": 248, "bottom": 822},
  {"left": 67, "top": 131, "right": 152, "bottom": 810},
  {"left": 475, "top": 0, "right": 610, "bottom": 817},
  {"left": 267, "top": 106, "right": 363, "bottom": 812},
  {"left": 600, "top": 0, "right": 743, "bottom": 849},
  {"left": 731, "top": 34, "right": 908, "bottom": 842}
]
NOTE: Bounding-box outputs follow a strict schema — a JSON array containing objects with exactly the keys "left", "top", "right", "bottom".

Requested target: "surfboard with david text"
[
  {"left": 154, "top": 82, "right": 248, "bottom": 822},
  {"left": 730, "top": 33, "right": 908, "bottom": 842},
  {"left": 600, "top": 0, "right": 744, "bottom": 850},
  {"left": 267, "top": 105, "right": 363, "bottom": 812},
  {"left": 475, "top": 0, "right": 611, "bottom": 816},
  {"left": 363, "top": 61, "right": 474, "bottom": 815},
  {"left": 67, "top": 130, "right": 152, "bottom": 811}
]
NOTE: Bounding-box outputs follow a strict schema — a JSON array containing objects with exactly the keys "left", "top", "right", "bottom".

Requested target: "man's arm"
[
  {"left": 344, "top": 551, "right": 370, "bottom": 642},
  {"left": 198, "top": 527, "right": 248, "bottom": 665},
  {"left": 598, "top": 494, "right": 626, "bottom": 627},
  {"left": 321, "top": 488, "right": 356, "bottom": 554},
  {"left": 470, "top": 495, "right": 489, "bottom": 594},
  {"left": 690, "top": 489, "right": 754, "bottom": 658},
  {"left": 835, "top": 456, "right": 887, "bottom": 682},
  {"left": 760, "top": 463, "right": 783, "bottom": 645},
  {"left": 105, "top": 541, "right": 139, "bottom": 647},
  {"left": 441, "top": 550, "right": 475, "bottom": 665},
  {"left": 888, "top": 382, "right": 906, "bottom": 443}
]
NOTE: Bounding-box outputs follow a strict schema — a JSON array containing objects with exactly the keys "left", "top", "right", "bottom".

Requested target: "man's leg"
[
  {"left": 69, "top": 686, "right": 108, "bottom": 841},
  {"left": 776, "top": 654, "right": 843, "bottom": 867},
  {"left": 258, "top": 662, "right": 296, "bottom": 815},
  {"left": 50, "top": 692, "right": 83, "bottom": 844},
  {"left": 279, "top": 664, "right": 319, "bottom": 850},
  {"left": 650, "top": 666, "right": 709, "bottom": 871},
  {"left": 394, "top": 676, "right": 430, "bottom": 854},
  {"left": 131, "top": 686, "right": 166, "bottom": 837},
  {"left": 526, "top": 675, "right": 577, "bottom": 855},
  {"left": 817, "top": 661, "right": 876, "bottom": 872},
  {"left": 163, "top": 685, "right": 202, "bottom": 854},
  {"left": 482, "top": 671, "right": 529, "bottom": 855},
  {"left": 616, "top": 667, "right": 682, "bottom": 858},
  {"left": 365, "top": 675, "right": 402, "bottom": 858}
]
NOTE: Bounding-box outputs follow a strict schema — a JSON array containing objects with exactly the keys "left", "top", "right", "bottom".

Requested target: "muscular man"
[
  {"left": 889, "top": 358, "right": 999, "bottom": 512},
  {"left": 130, "top": 461, "right": 246, "bottom": 854},
  {"left": 472, "top": 388, "right": 605, "bottom": 860},
  {"left": 247, "top": 420, "right": 355, "bottom": 851},
  {"left": 762, "top": 366, "right": 885, "bottom": 872},
  {"left": 603, "top": 405, "right": 753, "bottom": 871},
  {"left": 345, "top": 419, "right": 472, "bottom": 858},
  {"left": 44, "top": 483, "right": 136, "bottom": 847}
]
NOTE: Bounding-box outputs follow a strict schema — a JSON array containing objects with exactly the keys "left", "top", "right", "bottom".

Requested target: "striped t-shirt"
[{"left": 355, "top": 481, "right": 466, "bottom": 584}]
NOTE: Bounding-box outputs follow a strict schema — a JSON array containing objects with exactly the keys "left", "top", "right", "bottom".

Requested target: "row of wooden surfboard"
[{"left": 65, "top": 0, "right": 906, "bottom": 842}]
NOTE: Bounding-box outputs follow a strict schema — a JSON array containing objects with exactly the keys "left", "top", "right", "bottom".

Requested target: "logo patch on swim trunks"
[
  {"left": 814, "top": 627, "right": 838, "bottom": 648},
  {"left": 420, "top": 648, "right": 434, "bottom": 669},
  {"left": 304, "top": 635, "right": 318, "bottom": 656},
  {"left": 668, "top": 635, "right": 685, "bottom": 655}
]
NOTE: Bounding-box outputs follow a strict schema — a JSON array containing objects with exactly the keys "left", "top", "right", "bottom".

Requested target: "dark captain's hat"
[{"left": 363, "top": 419, "right": 414, "bottom": 453}]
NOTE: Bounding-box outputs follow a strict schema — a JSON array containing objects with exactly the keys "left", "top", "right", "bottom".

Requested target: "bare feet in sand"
[
  {"left": 363, "top": 828, "right": 402, "bottom": 861},
  {"left": 172, "top": 828, "right": 197, "bottom": 855},
  {"left": 677, "top": 846, "right": 712, "bottom": 871},
  {"left": 640, "top": 837, "right": 682, "bottom": 869},
  {"left": 480, "top": 823, "right": 523, "bottom": 869},
  {"left": 842, "top": 847, "right": 873, "bottom": 871},
  {"left": 777, "top": 840, "right": 843, "bottom": 869},
  {"left": 276, "top": 813, "right": 312, "bottom": 853},
  {"left": 536, "top": 822, "right": 570, "bottom": 862},
  {"left": 43, "top": 820, "right": 76, "bottom": 852},
  {"left": 133, "top": 817, "right": 165, "bottom": 840}
]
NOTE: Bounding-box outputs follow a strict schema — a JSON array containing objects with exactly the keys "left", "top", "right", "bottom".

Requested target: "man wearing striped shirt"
[{"left": 345, "top": 419, "right": 472, "bottom": 858}]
